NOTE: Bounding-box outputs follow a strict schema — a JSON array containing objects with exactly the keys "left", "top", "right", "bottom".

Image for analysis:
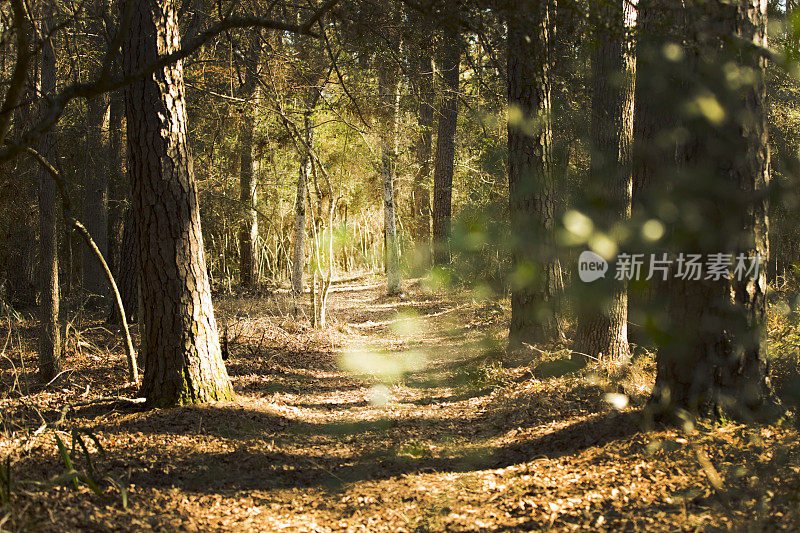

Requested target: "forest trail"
[{"left": 1, "top": 275, "right": 799, "bottom": 531}]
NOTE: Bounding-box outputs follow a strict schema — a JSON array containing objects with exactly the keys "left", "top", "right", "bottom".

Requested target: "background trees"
[{"left": 0, "top": 0, "right": 797, "bottom": 419}]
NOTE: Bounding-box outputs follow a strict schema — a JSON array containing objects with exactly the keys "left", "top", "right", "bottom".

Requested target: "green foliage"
[{"left": 52, "top": 429, "right": 128, "bottom": 509}]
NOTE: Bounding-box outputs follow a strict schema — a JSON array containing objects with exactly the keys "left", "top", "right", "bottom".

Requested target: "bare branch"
[
  {"left": 0, "top": 0, "right": 31, "bottom": 147},
  {"left": 0, "top": 0, "right": 340, "bottom": 164}
]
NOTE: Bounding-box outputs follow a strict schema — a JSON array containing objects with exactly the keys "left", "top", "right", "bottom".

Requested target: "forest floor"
[{"left": 1, "top": 273, "right": 800, "bottom": 532}]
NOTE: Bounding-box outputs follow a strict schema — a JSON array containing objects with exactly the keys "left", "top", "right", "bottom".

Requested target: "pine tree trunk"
[
  {"left": 37, "top": 2, "right": 61, "bottom": 382},
  {"left": 107, "top": 90, "right": 126, "bottom": 282},
  {"left": 83, "top": 93, "right": 110, "bottom": 304},
  {"left": 573, "top": 0, "right": 636, "bottom": 361},
  {"left": 648, "top": 0, "right": 779, "bottom": 421},
  {"left": 117, "top": 207, "right": 138, "bottom": 322},
  {"left": 291, "top": 115, "right": 311, "bottom": 295},
  {"left": 122, "top": 0, "right": 233, "bottom": 407},
  {"left": 412, "top": 52, "right": 434, "bottom": 263},
  {"left": 238, "top": 32, "right": 259, "bottom": 289},
  {"left": 431, "top": 27, "right": 460, "bottom": 266},
  {"left": 507, "top": 0, "right": 564, "bottom": 347},
  {"left": 378, "top": 55, "right": 402, "bottom": 295}
]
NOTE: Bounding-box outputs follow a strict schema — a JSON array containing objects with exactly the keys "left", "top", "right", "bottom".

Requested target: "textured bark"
[
  {"left": 507, "top": 0, "right": 564, "bottom": 346},
  {"left": 123, "top": 0, "right": 233, "bottom": 407},
  {"left": 107, "top": 90, "right": 126, "bottom": 281},
  {"left": 238, "top": 32, "right": 260, "bottom": 288},
  {"left": 37, "top": 2, "right": 61, "bottom": 382},
  {"left": 83, "top": 93, "right": 110, "bottom": 303},
  {"left": 573, "top": 0, "right": 636, "bottom": 361},
  {"left": 411, "top": 52, "right": 434, "bottom": 259},
  {"left": 378, "top": 48, "right": 402, "bottom": 295},
  {"left": 648, "top": 0, "right": 779, "bottom": 421},
  {"left": 431, "top": 28, "right": 461, "bottom": 266},
  {"left": 117, "top": 207, "right": 138, "bottom": 322},
  {"left": 291, "top": 115, "right": 311, "bottom": 295}
]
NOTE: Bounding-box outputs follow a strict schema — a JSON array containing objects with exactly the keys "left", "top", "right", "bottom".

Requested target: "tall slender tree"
[
  {"left": 376, "top": 9, "right": 402, "bottom": 295},
  {"left": 37, "top": 0, "right": 61, "bottom": 382},
  {"left": 122, "top": 0, "right": 233, "bottom": 407},
  {"left": 431, "top": 25, "right": 461, "bottom": 266},
  {"left": 237, "top": 30, "right": 261, "bottom": 288}
]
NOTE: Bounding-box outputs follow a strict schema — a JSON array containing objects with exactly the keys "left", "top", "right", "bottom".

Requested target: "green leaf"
[{"left": 53, "top": 432, "right": 79, "bottom": 490}]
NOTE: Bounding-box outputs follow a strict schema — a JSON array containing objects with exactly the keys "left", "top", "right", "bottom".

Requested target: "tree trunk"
[
  {"left": 107, "top": 89, "right": 126, "bottom": 282},
  {"left": 431, "top": 27, "right": 461, "bottom": 266},
  {"left": 507, "top": 0, "right": 564, "bottom": 347},
  {"left": 122, "top": 0, "right": 233, "bottom": 407},
  {"left": 238, "top": 32, "right": 260, "bottom": 289},
  {"left": 411, "top": 51, "right": 434, "bottom": 264},
  {"left": 378, "top": 56, "right": 402, "bottom": 295},
  {"left": 116, "top": 207, "right": 138, "bottom": 322},
  {"left": 291, "top": 115, "right": 311, "bottom": 295},
  {"left": 648, "top": 0, "right": 780, "bottom": 421},
  {"left": 572, "top": 0, "right": 636, "bottom": 361},
  {"left": 37, "top": 2, "right": 61, "bottom": 382},
  {"left": 83, "top": 93, "right": 110, "bottom": 304}
]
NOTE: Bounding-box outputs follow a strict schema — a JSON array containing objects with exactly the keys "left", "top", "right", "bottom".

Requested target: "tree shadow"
[{"left": 81, "top": 405, "right": 642, "bottom": 494}]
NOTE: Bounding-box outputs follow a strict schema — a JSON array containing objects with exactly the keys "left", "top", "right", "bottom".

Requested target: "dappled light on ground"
[{"left": 1, "top": 275, "right": 799, "bottom": 531}]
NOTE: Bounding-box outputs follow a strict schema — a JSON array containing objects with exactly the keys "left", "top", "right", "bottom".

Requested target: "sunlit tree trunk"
[
  {"left": 37, "top": 1, "right": 61, "bottom": 382},
  {"left": 431, "top": 26, "right": 461, "bottom": 266},
  {"left": 411, "top": 51, "right": 434, "bottom": 264},
  {"left": 292, "top": 114, "right": 311, "bottom": 295},
  {"left": 378, "top": 54, "right": 402, "bottom": 295},
  {"left": 573, "top": 0, "right": 636, "bottom": 361},
  {"left": 507, "top": 0, "right": 564, "bottom": 347},
  {"left": 123, "top": 0, "right": 233, "bottom": 407},
  {"left": 238, "top": 32, "right": 260, "bottom": 289}
]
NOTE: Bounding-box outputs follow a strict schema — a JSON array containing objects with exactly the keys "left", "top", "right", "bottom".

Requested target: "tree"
[
  {"left": 122, "top": 0, "right": 233, "bottom": 407},
  {"left": 408, "top": 25, "right": 435, "bottom": 265},
  {"left": 37, "top": 0, "right": 61, "bottom": 382},
  {"left": 572, "top": 0, "right": 636, "bottom": 361},
  {"left": 376, "top": 9, "right": 402, "bottom": 296},
  {"left": 83, "top": 0, "right": 111, "bottom": 305},
  {"left": 431, "top": 24, "right": 461, "bottom": 266},
  {"left": 506, "top": 0, "right": 564, "bottom": 346},
  {"left": 237, "top": 30, "right": 261, "bottom": 289},
  {"left": 645, "top": 0, "right": 780, "bottom": 421}
]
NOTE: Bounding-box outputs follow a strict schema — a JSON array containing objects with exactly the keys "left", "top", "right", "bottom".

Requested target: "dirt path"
[{"left": 1, "top": 275, "right": 799, "bottom": 531}]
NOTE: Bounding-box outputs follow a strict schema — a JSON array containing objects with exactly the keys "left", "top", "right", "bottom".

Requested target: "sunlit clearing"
[
  {"left": 340, "top": 348, "right": 427, "bottom": 383},
  {"left": 369, "top": 384, "right": 392, "bottom": 407}
]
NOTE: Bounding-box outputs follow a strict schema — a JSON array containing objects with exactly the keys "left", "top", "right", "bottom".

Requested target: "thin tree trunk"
[
  {"left": 573, "top": 0, "right": 636, "bottom": 361},
  {"left": 507, "top": 0, "right": 564, "bottom": 347},
  {"left": 432, "top": 27, "right": 460, "bottom": 266},
  {"left": 116, "top": 207, "right": 138, "bottom": 322},
  {"left": 83, "top": 93, "right": 110, "bottom": 303},
  {"left": 238, "top": 32, "right": 259, "bottom": 288},
  {"left": 412, "top": 50, "right": 434, "bottom": 263},
  {"left": 123, "top": 0, "right": 233, "bottom": 407},
  {"left": 291, "top": 114, "right": 311, "bottom": 296},
  {"left": 37, "top": 2, "right": 61, "bottom": 382},
  {"left": 378, "top": 56, "right": 402, "bottom": 295}
]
